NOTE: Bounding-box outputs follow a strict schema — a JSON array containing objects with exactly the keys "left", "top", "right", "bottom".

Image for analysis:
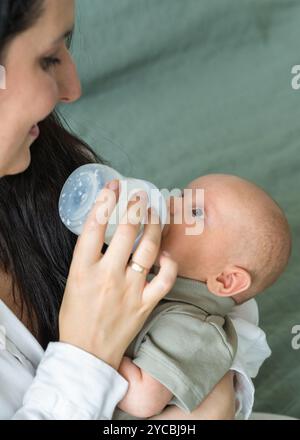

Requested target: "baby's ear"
[{"left": 207, "top": 265, "right": 251, "bottom": 297}]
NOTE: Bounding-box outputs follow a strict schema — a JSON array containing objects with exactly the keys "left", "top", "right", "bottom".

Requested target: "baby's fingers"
[{"left": 142, "top": 252, "right": 177, "bottom": 306}]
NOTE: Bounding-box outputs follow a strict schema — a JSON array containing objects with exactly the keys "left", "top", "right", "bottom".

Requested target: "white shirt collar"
[{"left": 0, "top": 299, "right": 44, "bottom": 368}]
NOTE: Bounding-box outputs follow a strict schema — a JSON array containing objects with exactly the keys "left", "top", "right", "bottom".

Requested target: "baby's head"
[{"left": 161, "top": 174, "right": 291, "bottom": 304}]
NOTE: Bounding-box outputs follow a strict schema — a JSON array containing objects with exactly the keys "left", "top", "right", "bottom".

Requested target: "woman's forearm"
[{"left": 148, "top": 371, "right": 235, "bottom": 420}]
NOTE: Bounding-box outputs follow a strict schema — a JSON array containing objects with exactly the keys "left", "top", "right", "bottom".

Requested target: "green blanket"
[{"left": 60, "top": 0, "right": 300, "bottom": 418}]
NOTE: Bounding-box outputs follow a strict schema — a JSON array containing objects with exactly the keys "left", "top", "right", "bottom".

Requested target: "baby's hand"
[
  {"left": 118, "top": 356, "right": 142, "bottom": 382},
  {"left": 117, "top": 356, "right": 173, "bottom": 418}
]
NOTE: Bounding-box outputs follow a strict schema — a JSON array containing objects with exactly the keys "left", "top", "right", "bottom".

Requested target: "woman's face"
[{"left": 0, "top": 0, "right": 81, "bottom": 176}]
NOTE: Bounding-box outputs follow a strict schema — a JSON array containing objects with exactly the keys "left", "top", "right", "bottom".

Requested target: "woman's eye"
[
  {"left": 41, "top": 56, "right": 61, "bottom": 71},
  {"left": 192, "top": 208, "right": 204, "bottom": 218}
]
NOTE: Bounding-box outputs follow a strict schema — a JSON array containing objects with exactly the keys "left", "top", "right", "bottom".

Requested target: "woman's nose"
[{"left": 59, "top": 59, "right": 82, "bottom": 104}]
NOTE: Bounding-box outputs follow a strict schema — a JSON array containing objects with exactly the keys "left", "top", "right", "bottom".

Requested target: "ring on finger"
[{"left": 128, "top": 260, "right": 148, "bottom": 275}]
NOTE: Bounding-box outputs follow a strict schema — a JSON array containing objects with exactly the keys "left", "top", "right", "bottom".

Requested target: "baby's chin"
[
  {"left": 154, "top": 242, "right": 175, "bottom": 268},
  {"left": 159, "top": 233, "right": 172, "bottom": 256}
]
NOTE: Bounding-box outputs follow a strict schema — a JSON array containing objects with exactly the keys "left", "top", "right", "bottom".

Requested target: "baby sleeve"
[{"left": 132, "top": 305, "right": 236, "bottom": 413}]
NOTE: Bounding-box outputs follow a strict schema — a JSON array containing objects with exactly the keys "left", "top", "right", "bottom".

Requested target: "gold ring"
[{"left": 128, "top": 260, "right": 148, "bottom": 275}]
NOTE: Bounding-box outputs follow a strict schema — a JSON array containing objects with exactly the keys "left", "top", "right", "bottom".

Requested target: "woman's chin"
[{"left": 6, "top": 150, "right": 32, "bottom": 176}]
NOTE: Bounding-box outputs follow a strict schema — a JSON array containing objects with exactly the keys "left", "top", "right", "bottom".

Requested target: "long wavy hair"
[{"left": 0, "top": 1, "right": 105, "bottom": 348}]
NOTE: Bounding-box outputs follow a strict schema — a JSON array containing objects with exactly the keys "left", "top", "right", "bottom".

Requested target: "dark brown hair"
[
  {"left": 0, "top": 1, "right": 105, "bottom": 347},
  {"left": 0, "top": 0, "right": 45, "bottom": 60}
]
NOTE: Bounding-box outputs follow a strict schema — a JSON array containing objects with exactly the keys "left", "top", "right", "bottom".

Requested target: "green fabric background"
[{"left": 60, "top": 0, "right": 300, "bottom": 417}]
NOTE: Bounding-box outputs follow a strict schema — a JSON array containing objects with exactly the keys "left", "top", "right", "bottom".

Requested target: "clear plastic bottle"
[{"left": 58, "top": 164, "right": 168, "bottom": 248}]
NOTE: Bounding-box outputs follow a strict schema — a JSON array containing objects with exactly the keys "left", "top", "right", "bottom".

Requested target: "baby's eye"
[{"left": 192, "top": 208, "right": 204, "bottom": 217}]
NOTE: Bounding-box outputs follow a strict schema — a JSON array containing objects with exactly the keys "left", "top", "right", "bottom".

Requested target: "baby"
[{"left": 112, "top": 174, "right": 291, "bottom": 420}]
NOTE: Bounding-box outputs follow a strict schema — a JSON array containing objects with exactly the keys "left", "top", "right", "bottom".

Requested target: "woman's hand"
[
  {"left": 149, "top": 371, "right": 236, "bottom": 420},
  {"left": 59, "top": 181, "right": 177, "bottom": 370}
]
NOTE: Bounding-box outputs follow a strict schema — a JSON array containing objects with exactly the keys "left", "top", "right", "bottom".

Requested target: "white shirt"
[{"left": 0, "top": 298, "right": 270, "bottom": 420}]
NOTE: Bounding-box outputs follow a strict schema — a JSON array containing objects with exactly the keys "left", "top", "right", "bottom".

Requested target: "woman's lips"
[{"left": 29, "top": 124, "right": 40, "bottom": 138}]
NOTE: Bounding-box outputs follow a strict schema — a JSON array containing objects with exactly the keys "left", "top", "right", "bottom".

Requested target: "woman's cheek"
[{"left": 34, "top": 76, "right": 59, "bottom": 119}]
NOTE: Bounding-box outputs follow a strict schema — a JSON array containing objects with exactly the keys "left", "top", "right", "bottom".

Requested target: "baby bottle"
[{"left": 58, "top": 164, "right": 168, "bottom": 248}]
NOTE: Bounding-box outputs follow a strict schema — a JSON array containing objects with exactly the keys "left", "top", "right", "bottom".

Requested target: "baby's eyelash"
[{"left": 192, "top": 208, "right": 204, "bottom": 217}]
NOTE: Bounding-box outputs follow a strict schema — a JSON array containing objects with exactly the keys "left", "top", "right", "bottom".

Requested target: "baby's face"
[{"left": 160, "top": 174, "right": 258, "bottom": 281}]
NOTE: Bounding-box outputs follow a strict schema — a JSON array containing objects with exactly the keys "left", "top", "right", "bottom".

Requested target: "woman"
[{"left": 0, "top": 0, "right": 270, "bottom": 419}]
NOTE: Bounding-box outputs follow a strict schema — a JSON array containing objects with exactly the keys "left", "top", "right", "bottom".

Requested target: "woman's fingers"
[
  {"left": 103, "top": 191, "right": 149, "bottom": 270},
  {"left": 61, "top": 178, "right": 177, "bottom": 369},
  {"left": 125, "top": 208, "right": 162, "bottom": 289},
  {"left": 71, "top": 181, "right": 119, "bottom": 270},
  {"left": 142, "top": 252, "right": 178, "bottom": 306}
]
